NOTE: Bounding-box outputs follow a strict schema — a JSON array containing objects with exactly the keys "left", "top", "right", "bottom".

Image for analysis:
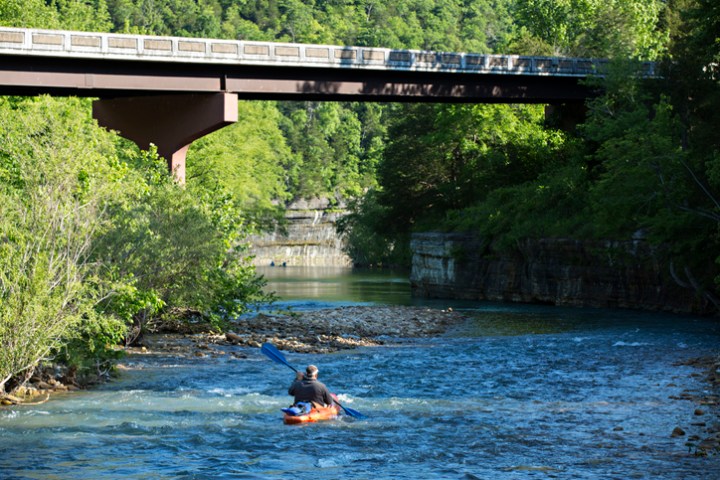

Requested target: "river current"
[{"left": 1, "top": 267, "right": 719, "bottom": 479}]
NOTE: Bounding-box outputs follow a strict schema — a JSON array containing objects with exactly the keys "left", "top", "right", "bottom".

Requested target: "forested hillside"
[{"left": 1, "top": 0, "right": 718, "bottom": 397}]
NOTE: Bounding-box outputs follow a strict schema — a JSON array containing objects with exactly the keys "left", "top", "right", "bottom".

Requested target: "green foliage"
[
  {"left": 279, "top": 102, "right": 378, "bottom": 200},
  {"left": 188, "top": 101, "right": 292, "bottom": 230},
  {"left": 444, "top": 160, "right": 591, "bottom": 248},
  {"left": 0, "top": 0, "right": 60, "bottom": 28},
  {"left": 92, "top": 147, "right": 271, "bottom": 326},
  {"left": 374, "top": 103, "right": 567, "bottom": 236},
  {"left": 0, "top": 94, "right": 272, "bottom": 391},
  {"left": 105, "top": 0, "right": 222, "bottom": 36},
  {"left": 337, "top": 191, "right": 412, "bottom": 267},
  {"left": 54, "top": 0, "right": 113, "bottom": 31},
  {"left": 581, "top": 69, "right": 682, "bottom": 237},
  {"left": 660, "top": 0, "right": 720, "bottom": 300},
  {"left": 0, "top": 96, "right": 119, "bottom": 390},
  {"left": 57, "top": 308, "right": 128, "bottom": 375},
  {"left": 0, "top": 0, "right": 113, "bottom": 31},
  {"left": 513, "top": 0, "right": 667, "bottom": 59}
]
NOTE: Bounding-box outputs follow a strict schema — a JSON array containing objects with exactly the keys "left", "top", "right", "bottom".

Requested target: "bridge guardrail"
[{"left": 0, "top": 27, "right": 655, "bottom": 78}]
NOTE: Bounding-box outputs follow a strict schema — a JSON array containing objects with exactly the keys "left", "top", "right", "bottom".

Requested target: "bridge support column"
[
  {"left": 545, "top": 102, "right": 587, "bottom": 133},
  {"left": 93, "top": 93, "right": 238, "bottom": 183}
]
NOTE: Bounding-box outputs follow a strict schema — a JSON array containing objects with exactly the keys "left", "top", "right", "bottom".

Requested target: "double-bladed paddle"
[{"left": 260, "top": 342, "right": 367, "bottom": 419}]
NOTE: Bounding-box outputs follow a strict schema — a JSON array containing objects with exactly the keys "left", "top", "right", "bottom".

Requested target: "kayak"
[{"left": 283, "top": 404, "right": 340, "bottom": 425}]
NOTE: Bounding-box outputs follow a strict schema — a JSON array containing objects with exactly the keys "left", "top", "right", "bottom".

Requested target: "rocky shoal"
[
  {"left": 2, "top": 306, "right": 464, "bottom": 406},
  {"left": 226, "top": 305, "right": 466, "bottom": 352},
  {"left": 141, "top": 305, "right": 467, "bottom": 356}
]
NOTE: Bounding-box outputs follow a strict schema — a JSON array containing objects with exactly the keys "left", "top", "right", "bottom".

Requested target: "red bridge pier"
[{"left": 93, "top": 93, "right": 238, "bottom": 183}]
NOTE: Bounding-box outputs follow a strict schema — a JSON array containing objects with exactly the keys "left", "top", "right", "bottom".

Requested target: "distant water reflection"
[{"left": 257, "top": 266, "right": 414, "bottom": 307}]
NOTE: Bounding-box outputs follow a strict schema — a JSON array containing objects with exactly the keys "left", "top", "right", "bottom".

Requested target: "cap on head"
[{"left": 306, "top": 365, "right": 319, "bottom": 378}]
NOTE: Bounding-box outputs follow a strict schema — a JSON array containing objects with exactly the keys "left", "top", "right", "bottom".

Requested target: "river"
[{"left": 1, "top": 267, "right": 719, "bottom": 479}]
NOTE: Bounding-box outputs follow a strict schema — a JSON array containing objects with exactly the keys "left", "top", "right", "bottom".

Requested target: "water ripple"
[{"left": 1, "top": 306, "right": 719, "bottom": 479}]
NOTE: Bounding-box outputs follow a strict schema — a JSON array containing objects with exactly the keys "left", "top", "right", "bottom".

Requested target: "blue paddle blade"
[
  {"left": 261, "top": 342, "right": 298, "bottom": 373},
  {"left": 338, "top": 403, "right": 367, "bottom": 420}
]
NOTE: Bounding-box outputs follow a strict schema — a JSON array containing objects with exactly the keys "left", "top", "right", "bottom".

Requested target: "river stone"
[
  {"left": 226, "top": 332, "right": 243, "bottom": 343},
  {"left": 671, "top": 427, "right": 686, "bottom": 437},
  {"left": 14, "top": 386, "right": 28, "bottom": 397}
]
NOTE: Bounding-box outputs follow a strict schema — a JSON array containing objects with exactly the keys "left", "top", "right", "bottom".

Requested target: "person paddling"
[
  {"left": 284, "top": 364, "right": 334, "bottom": 415},
  {"left": 261, "top": 343, "right": 366, "bottom": 419}
]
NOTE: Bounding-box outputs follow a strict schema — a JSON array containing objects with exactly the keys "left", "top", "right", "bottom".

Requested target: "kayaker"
[{"left": 288, "top": 364, "right": 334, "bottom": 409}]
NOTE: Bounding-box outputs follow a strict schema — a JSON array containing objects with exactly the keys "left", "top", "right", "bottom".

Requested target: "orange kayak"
[{"left": 283, "top": 404, "right": 340, "bottom": 425}]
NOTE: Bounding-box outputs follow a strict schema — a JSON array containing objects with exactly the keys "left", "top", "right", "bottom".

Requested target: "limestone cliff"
[
  {"left": 247, "top": 198, "right": 351, "bottom": 267},
  {"left": 410, "top": 232, "right": 705, "bottom": 314}
]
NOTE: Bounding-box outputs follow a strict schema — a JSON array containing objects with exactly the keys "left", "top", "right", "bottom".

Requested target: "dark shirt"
[{"left": 288, "top": 377, "right": 333, "bottom": 406}]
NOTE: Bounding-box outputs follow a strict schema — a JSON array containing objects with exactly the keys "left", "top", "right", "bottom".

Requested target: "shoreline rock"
[
  {"left": 670, "top": 355, "right": 720, "bottom": 456},
  {"left": 0, "top": 365, "right": 87, "bottom": 406},
  {"left": 672, "top": 355, "right": 720, "bottom": 456}
]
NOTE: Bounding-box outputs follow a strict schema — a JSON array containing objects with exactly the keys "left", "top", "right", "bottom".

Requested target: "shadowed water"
[{"left": 1, "top": 269, "right": 719, "bottom": 479}]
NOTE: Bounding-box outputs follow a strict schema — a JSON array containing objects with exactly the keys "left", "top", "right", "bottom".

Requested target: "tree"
[
  {"left": 0, "top": 93, "right": 274, "bottom": 393},
  {"left": 279, "top": 102, "right": 374, "bottom": 201},
  {"left": 375, "top": 103, "right": 565, "bottom": 234},
  {"left": 513, "top": 0, "right": 667, "bottom": 59},
  {"left": 187, "top": 101, "right": 293, "bottom": 230},
  {"left": 54, "top": 0, "right": 113, "bottom": 31},
  {"left": 0, "top": 0, "right": 60, "bottom": 28},
  {"left": 0, "top": 96, "right": 123, "bottom": 392},
  {"left": 658, "top": 0, "right": 720, "bottom": 306}
]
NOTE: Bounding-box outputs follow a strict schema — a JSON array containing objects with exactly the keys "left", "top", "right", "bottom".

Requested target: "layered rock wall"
[
  {"left": 248, "top": 198, "right": 351, "bottom": 267},
  {"left": 410, "top": 232, "right": 702, "bottom": 313}
]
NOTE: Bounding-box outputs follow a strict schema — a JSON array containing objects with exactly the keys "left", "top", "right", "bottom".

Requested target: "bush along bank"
[{"left": 0, "top": 96, "right": 269, "bottom": 405}]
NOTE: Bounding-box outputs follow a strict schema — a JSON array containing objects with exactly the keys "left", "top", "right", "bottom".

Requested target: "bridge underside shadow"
[{"left": 91, "top": 91, "right": 585, "bottom": 183}]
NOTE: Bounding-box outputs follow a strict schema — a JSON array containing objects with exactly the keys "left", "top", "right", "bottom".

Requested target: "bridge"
[{"left": 0, "top": 27, "right": 651, "bottom": 182}]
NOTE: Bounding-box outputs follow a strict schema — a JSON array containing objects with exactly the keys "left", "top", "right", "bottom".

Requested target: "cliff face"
[
  {"left": 247, "top": 198, "right": 351, "bottom": 267},
  {"left": 410, "top": 232, "right": 704, "bottom": 314}
]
